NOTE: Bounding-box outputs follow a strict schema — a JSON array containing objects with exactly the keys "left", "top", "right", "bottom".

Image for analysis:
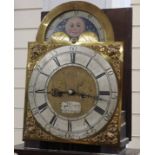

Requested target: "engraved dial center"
[
  {"left": 47, "top": 65, "right": 97, "bottom": 119},
  {"left": 68, "top": 89, "right": 74, "bottom": 95}
]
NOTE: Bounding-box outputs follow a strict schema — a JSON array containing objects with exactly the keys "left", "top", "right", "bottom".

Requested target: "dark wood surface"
[
  {"left": 15, "top": 144, "right": 139, "bottom": 155},
  {"left": 103, "top": 8, "right": 132, "bottom": 141}
]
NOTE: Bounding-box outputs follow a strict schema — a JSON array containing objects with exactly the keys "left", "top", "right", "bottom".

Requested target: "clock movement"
[{"left": 22, "top": 1, "right": 132, "bottom": 154}]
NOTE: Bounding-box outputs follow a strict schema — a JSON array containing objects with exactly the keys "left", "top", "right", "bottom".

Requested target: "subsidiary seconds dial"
[{"left": 28, "top": 46, "right": 118, "bottom": 140}]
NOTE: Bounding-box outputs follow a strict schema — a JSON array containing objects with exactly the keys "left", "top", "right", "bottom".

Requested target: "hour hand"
[
  {"left": 51, "top": 88, "right": 76, "bottom": 97},
  {"left": 77, "top": 92, "right": 106, "bottom": 101},
  {"left": 51, "top": 88, "right": 64, "bottom": 97},
  {"left": 35, "top": 89, "right": 64, "bottom": 97}
]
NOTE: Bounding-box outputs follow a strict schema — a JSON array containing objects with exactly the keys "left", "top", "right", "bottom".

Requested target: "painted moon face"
[{"left": 65, "top": 17, "right": 86, "bottom": 37}]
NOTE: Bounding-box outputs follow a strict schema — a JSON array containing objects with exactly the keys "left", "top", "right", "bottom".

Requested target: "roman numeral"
[
  {"left": 40, "top": 72, "right": 49, "bottom": 77},
  {"left": 84, "top": 119, "right": 91, "bottom": 128},
  {"left": 53, "top": 57, "right": 60, "bottom": 66},
  {"left": 35, "top": 89, "right": 45, "bottom": 93},
  {"left": 94, "top": 106, "right": 105, "bottom": 115},
  {"left": 68, "top": 120, "right": 72, "bottom": 132},
  {"left": 86, "top": 54, "right": 97, "bottom": 68},
  {"left": 38, "top": 103, "right": 48, "bottom": 113},
  {"left": 99, "top": 91, "right": 110, "bottom": 95},
  {"left": 96, "top": 72, "right": 105, "bottom": 79},
  {"left": 36, "top": 65, "right": 49, "bottom": 77},
  {"left": 70, "top": 46, "right": 77, "bottom": 51},
  {"left": 70, "top": 52, "right": 76, "bottom": 63},
  {"left": 50, "top": 115, "right": 57, "bottom": 126},
  {"left": 86, "top": 58, "right": 92, "bottom": 68}
]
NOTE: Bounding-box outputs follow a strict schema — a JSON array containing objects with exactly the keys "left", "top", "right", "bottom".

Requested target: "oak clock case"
[{"left": 23, "top": 1, "right": 124, "bottom": 147}]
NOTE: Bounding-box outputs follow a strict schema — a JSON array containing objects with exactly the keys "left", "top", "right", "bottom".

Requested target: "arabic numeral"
[
  {"left": 32, "top": 108, "right": 39, "bottom": 115},
  {"left": 111, "top": 91, "right": 118, "bottom": 99},
  {"left": 106, "top": 68, "right": 114, "bottom": 76},
  {"left": 104, "top": 111, "right": 113, "bottom": 121}
]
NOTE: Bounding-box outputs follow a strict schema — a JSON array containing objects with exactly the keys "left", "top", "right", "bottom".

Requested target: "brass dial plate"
[
  {"left": 27, "top": 45, "right": 119, "bottom": 140},
  {"left": 47, "top": 65, "right": 97, "bottom": 119}
]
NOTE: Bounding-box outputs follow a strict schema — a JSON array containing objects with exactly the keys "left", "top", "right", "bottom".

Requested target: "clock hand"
[
  {"left": 50, "top": 89, "right": 107, "bottom": 101},
  {"left": 35, "top": 89, "right": 66, "bottom": 97},
  {"left": 51, "top": 88, "right": 66, "bottom": 97},
  {"left": 76, "top": 92, "right": 106, "bottom": 101},
  {"left": 66, "top": 90, "right": 107, "bottom": 101},
  {"left": 51, "top": 88, "right": 75, "bottom": 97}
]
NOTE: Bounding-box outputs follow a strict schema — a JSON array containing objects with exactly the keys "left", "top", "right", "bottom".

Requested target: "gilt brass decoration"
[{"left": 23, "top": 42, "right": 123, "bottom": 145}]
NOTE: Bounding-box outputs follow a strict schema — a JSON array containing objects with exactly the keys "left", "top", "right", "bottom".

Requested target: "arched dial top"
[
  {"left": 28, "top": 46, "right": 118, "bottom": 140},
  {"left": 36, "top": 1, "right": 114, "bottom": 43}
]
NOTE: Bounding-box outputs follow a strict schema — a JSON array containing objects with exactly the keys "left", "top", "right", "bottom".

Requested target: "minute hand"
[
  {"left": 76, "top": 92, "right": 107, "bottom": 101},
  {"left": 35, "top": 89, "right": 67, "bottom": 97}
]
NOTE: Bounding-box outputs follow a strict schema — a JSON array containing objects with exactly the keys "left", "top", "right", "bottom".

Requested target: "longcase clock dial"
[{"left": 28, "top": 46, "right": 118, "bottom": 140}]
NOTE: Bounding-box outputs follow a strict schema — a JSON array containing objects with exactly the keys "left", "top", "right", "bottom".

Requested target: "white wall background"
[
  {"left": 42, "top": 0, "right": 131, "bottom": 11},
  {"left": 14, "top": 0, "right": 140, "bottom": 149}
]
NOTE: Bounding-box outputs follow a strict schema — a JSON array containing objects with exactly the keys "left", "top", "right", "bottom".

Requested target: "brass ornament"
[{"left": 48, "top": 32, "right": 99, "bottom": 44}]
